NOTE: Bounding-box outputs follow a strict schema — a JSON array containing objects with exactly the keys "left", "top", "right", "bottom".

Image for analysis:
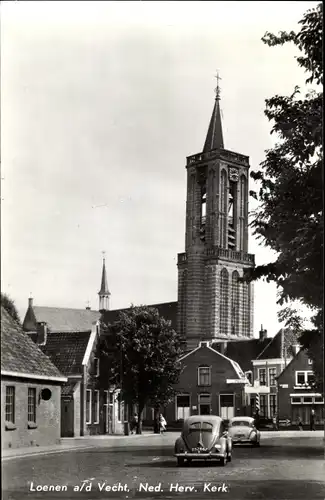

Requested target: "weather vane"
[{"left": 214, "top": 70, "right": 222, "bottom": 100}]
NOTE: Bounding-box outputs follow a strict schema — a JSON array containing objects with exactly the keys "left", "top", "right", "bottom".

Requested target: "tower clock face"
[{"left": 229, "top": 167, "right": 239, "bottom": 182}]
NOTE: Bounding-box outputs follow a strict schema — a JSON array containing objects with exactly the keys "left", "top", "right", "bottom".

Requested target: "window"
[
  {"left": 28, "top": 388, "right": 36, "bottom": 423},
  {"left": 295, "top": 371, "right": 314, "bottom": 386},
  {"left": 198, "top": 366, "right": 211, "bottom": 386},
  {"left": 314, "top": 396, "right": 324, "bottom": 404},
  {"left": 308, "top": 358, "right": 313, "bottom": 365},
  {"left": 258, "top": 368, "right": 267, "bottom": 386},
  {"left": 5, "top": 386, "right": 15, "bottom": 423},
  {"left": 93, "top": 390, "right": 100, "bottom": 423},
  {"left": 93, "top": 357, "right": 100, "bottom": 377},
  {"left": 219, "top": 268, "right": 229, "bottom": 336},
  {"left": 303, "top": 396, "right": 313, "bottom": 404},
  {"left": 259, "top": 395, "right": 267, "bottom": 417},
  {"left": 103, "top": 390, "right": 108, "bottom": 406},
  {"left": 86, "top": 390, "right": 92, "bottom": 424},
  {"left": 291, "top": 397, "right": 302, "bottom": 404},
  {"left": 176, "top": 394, "right": 190, "bottom": 421},
  {"left": 268, "top": 368, "right": 277, "bottom": 387},
  {"left": 269, "top": 394, "right": 277, "bottom": 416}
]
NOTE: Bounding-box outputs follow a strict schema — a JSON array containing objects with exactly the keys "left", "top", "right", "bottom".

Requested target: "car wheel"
[
  {"left": 253, "top": 441, "right": 260, "bottom": 447},
  {"left": 177, "top": 457, "right": 185, "bottom": 467},
  {"left": 219, "top": 454, "right": 227, "bottom": 466}
]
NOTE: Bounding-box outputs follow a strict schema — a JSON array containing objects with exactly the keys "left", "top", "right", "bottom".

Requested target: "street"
[{"left": 2, "top": 433, "right": 324, "bottom": 500}]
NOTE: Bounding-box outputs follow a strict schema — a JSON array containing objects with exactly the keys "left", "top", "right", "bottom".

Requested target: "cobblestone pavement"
[{"left": 2, "top": 435, "right": 324, "bottom": 500}]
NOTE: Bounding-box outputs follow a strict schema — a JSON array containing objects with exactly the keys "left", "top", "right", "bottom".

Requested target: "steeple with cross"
[
  {"left": 98, "top": 251, "right": 111, "bottom": 312},
  {"left": 177, "top": 74, "right": 255, "bottom": 348}
]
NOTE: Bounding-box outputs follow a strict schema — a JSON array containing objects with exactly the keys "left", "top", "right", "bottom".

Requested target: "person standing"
[
  {"left": 272, "top": 413, "right": 278, "bottom": 431},
  {"left": 310, "top": 409, "right": 316, "bottom": 431},
  {"left": 130, "top": 413, "right": 138, "bottom": 434},
  {"left": 297, "top": 415, "right": 303, "bottom": 431},
  {"left": 159, "top": 414, "right": 167, "bottom": 434}
]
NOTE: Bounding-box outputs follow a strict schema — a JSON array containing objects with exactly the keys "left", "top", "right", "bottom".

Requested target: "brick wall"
[
  {"left": 1, "top": 377, "right": 61, "bottom": 449},
  {"left": 165, "top": 346, "right": 245, "bottom": 423}
]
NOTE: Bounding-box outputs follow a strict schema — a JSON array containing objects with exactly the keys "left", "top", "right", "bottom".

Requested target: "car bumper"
[
  {"left": 232, "top": 438, "right": 256, "bottom": 444},
  {"left": 175, "top": 452, "right": 225, "bottom": 459}
]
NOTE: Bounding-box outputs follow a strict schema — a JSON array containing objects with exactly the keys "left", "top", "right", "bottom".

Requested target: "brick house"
[
  {"left": 163, "top": 341, "right": 249, "bottom": 425},
  {"left": 277, "top": 348, "right": 324, "bottom": 427},
  {"left": 213, "top": 327, "right": 299, "bottom": 419},
  {"left": 1, "top": 306, "right": 67, "bottom": 450}
]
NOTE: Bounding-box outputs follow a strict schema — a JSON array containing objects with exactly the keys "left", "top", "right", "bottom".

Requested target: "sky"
[{"left": 1, "top": 0, "right": 317, "bottom": 334}]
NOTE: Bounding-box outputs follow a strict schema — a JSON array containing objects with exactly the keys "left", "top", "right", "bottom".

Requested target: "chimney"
[
  {"left": 36, "top": 322, "right": 47, "bottom": 345},
  {"left": 259, "top": 325, "right": 267, "bottom": 341},
  {"left": 28, "top": 297, "right": 33, "bottom": 308}
]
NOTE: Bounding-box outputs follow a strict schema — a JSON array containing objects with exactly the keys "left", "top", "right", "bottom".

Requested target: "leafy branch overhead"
[{"left": 247, "top": 4, "right": 323, "bottom": 388}]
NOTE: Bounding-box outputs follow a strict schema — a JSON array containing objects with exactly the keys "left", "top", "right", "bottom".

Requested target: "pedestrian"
[
  {"left": 297, "top": 416, "right": 303, "bottom": 431},
  {"left": 130, "top": 413, "right": 138, "bottom": 434},
  {"left": 159, "top": 414, "right": 167, "bottom": 434},
  {"left": 272, "top": 413, "right": 278, "bottom": 431},
  {"left": 254, "top": 409, "right": 260, "bottom": 431},
  {"left": 310, "top": 409, "right": 316, "bottom": 431}
]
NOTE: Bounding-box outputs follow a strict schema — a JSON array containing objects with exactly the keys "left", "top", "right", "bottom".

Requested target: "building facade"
[
  {"left": 164, "top": 341, "right": 249, "bottom": 425},
  {"left": 177, "top": 84, "right": 255, "bottom": 349},
  {"left": 277, "top": 349, "right": 324, "bottom": 427},
  {"left": 1, "top": 307, "right": 67, "bottom": 449}
]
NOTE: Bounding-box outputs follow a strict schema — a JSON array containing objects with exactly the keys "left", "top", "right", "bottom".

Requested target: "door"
[
  {"left": 61, "top": 398, "right": 74, "bottom": 437},
  {"left": 198, "top": 394, "right": 211, "bottom": 415},
  {"left": 220, "top": 394, "right": 234, "bottom": 420}
]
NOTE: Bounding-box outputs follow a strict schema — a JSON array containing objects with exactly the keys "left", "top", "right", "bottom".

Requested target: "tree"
[
  {"left": 1, "top": 293, "right": 21, "bottom": 325},
  {"left": 100, "top": 305, "right": 183, "bottom": 434},
  {"left": 247, "top": 3, "right": 323, "bottom": 388}
]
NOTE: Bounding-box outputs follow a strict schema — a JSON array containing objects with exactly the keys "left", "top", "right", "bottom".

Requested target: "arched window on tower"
[
  {"left": 200, "top": 185, "right": 207, "bottom": 241},
  {"left": 219, "top": 268, "right": 229, "bottom": 336},
  {"left": 228, "top": 181, "right": 236, "bottom": 249},
  {"left": 231, "top": 271, "right": 240, "bottom": 335},
  {"left": 220, "top": 170, "right": 227, "bottom": 248},
  {"left": 240, "top": 175, "right": 247, "bottom": 251}
]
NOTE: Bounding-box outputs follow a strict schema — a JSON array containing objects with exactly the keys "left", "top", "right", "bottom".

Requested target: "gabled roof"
[
  {"left": 256, "top": 328, "right": 299, "bottom": 360},
  {"left": 23, "top": 305, "right": 100, "bottom": 333},
  {"left": 36, "top": 331, "right": 92, "bottom": 376},
  {"left": 1, "top": 307, "right": 65, "bottom": 381},
  {"left": 179, "top": 343, "right": 246, "bottom": 380},
  {"left": 211, "top": 338, "right": 271, "bottom": 373},
  {"left": 102, "top": 301, "right": 178, "bottom": 330}
]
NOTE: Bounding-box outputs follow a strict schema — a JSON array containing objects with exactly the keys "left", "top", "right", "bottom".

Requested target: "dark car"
[{"left": 174, "top": 415, "right": 232, "bottom": 466}]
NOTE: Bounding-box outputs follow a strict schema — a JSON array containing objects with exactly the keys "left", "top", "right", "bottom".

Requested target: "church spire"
[
  {"left": 203, "top": 72, "right": 224, "bottom": 152},
  {"left": 98, "top": 253, "right": 110, "bottom": 311}
]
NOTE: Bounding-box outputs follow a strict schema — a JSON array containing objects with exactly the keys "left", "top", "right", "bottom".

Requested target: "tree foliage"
[
  {"left": 100, "top": 305, "right": 183, "bottom": 433},
  {"left": 1, "top": 293, "right": 21, "bottom": 325},
  {"left": 247, "top": 3, "right": 323, "bottom": 387}
]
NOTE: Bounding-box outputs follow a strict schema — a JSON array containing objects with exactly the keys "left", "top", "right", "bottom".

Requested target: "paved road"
[{"left": 3, "top": 434, "right": 324, "bottom": 500}]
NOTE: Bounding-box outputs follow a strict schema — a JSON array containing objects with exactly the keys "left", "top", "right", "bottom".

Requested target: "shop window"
[{"left": 176, "top": 394, "right": 190, "bottom": 420}]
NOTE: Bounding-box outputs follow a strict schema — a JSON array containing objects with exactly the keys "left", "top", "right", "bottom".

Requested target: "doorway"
[{"left": 199, "top": 393, "right": 211, "bottom": 415}]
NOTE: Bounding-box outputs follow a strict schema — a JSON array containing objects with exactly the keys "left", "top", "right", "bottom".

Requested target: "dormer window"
[
  {"left": 198, "top": 366, "right": 211, "bottom": 386},
  {"left": 94, "top": 357, "right": 100, "bottom": 377}
]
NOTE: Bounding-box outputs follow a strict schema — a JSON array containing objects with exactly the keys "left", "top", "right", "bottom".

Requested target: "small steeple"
[
  {"left": 203, "top": 72, "right": 224, "bottom": 152},
  {"left": 98, "top": 253, "right": 111, "bottom": 312}
]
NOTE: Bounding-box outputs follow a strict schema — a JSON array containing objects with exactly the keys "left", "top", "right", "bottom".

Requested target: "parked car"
[
  {"left": 174, "top": 415, "right": 232, "bottom": 466},
  {"left": 228, "top": 416, "right": 260, "bottom": 446}
]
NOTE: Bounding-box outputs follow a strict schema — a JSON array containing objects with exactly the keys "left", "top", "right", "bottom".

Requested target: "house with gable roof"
[
  {"left": 1, "top": 306, "right": 67, "bottom": 450},
  {"left": 22, "top": 258, "right": 124, "bottom": 436},
  {"left": 163, "top": 340, "right": 249, "bottom": 425}
]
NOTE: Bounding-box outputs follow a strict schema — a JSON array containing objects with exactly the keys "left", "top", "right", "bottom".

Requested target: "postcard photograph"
[{"left": 1, "top": 1, "right": 324, "bottom": 499}]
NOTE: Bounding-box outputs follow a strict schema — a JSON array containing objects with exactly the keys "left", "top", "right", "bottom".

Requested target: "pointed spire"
[
  {"left": 203, "top": 72, "right": 224, "bottom": 152},
  {"left": 99, "top": 255, "right": 110, "bottom": 295}
]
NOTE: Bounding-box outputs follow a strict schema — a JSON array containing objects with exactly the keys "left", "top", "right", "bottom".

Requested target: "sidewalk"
[{"left": 2, "top": 431, "right": 163, "bottom": 461}]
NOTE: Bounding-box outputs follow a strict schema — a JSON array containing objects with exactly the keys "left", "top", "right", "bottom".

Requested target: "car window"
[
  {"left": 201, "top": 422, "right": 213, "bottom": 432},
  {"left": 230, "top": 421, "right": 251, "bottom": 427},
  {"left": 189, "top": 422, "right": 201, "bottom": 432}
]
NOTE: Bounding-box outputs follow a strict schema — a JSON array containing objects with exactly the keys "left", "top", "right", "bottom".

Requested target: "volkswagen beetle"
[
  {"left": 174, "top": 415, "right": 232, "bottom": 466},
  {"left": 228, "top": 416, "right": 260, "bottom": 446}
]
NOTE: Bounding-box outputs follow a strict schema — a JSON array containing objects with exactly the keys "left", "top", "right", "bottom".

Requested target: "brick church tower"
[{"left": 177, "top": 80, "right": 255, "bottom": 349}]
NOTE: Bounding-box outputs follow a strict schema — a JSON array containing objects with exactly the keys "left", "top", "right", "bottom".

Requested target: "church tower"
[
  {"left": 98, "top": 256, "right": 111, "bottom": 312},
  {"left": 177, "top": 78, "right": 255, "bottom": 349}
]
